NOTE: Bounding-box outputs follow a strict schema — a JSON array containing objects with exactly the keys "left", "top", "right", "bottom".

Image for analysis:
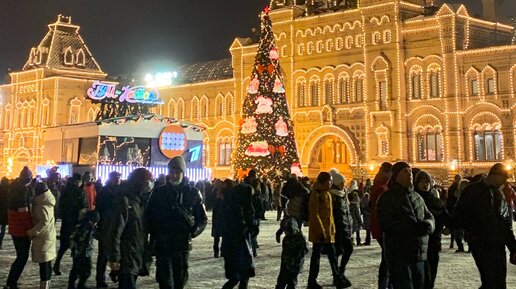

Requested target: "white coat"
[{"left": 27, "top": 190, "right": 57, "bottom": 263}]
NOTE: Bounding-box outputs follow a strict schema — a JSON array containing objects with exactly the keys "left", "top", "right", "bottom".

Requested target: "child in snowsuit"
[
  {"left": 275, "top": 217, "right": 309, "bottom": 289},
  {"left": 68, "top": 211, "right": 99, "bottom": 289}
]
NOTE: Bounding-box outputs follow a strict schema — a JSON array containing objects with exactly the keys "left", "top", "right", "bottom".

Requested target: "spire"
[{"left": 22, "top": 15, "right": 105, "bottom": 76}]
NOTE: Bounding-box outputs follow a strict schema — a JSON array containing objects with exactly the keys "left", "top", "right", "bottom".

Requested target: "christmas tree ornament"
[
  {"left": 275, "top": 116, "right": 288, "bottom": 136},
  {"left": 255, "top": 96, "right": 273, "bottom": 114},
  {"left": 248, "top": 77, "right": 259, "bottom": 94},
  {"left": 241, "top": 116, "right": 258, "bottom": 134},
  {"left": 245, "top": 141, "right": 270, "bottom": 157},
  {"left": 272, "top": 77, "right": 285, "bottom": 93},
  {"left": 291, "top": 163, "right": 303, "bottom": 177},
  {"left": 269, "top": 47, "right": 279, "bottom": 60}
]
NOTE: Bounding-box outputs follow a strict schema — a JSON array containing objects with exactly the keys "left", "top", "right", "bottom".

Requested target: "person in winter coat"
[
  {"left": 106, "top": 168, "right": 153, "bottom": 289},
  {"left": 284, "top": 177, "right": 310, "bottom": 225},
  {"left": 377, "top": 162, "right": 435, "bottom": 289},
  {"left": 68, "top": 211, "right": 99, "bottom": 289},
  {"left": 82, "top": 171, "right": 96, "bottom": 211},
  {"left": 275, "top": 217, "right": 308, "bottom": 289},
  {"left": 369, "top": 162, "right": 393, "bottom": 289},
  {"left": 349, "top": 191, "right": 363, "bottom": 246},
  {"left": 4, "top": 167, "right": 35, "bottom": 289},
  {"left": 95, "top": 171, "right": 121, "bottom": 289},
  {"left": 54, "top": 173, "right": 84, "bottom": 276},
  {"left": 221, "top": 179, "right": 257, "bottom": 289},
  {"left": 414, "top": 171, "right": 450, "bottom": 289},
  {"left": 27, "top": 182, "right": 57, "bottom": 289},
  {"left": 250, "top": 179, "right": 265, "bottom": 257},
  {"left": 454, "top": 163, "right": 516, "bottom": 289},
  {"left": 330, "top": 173, "right": 354, "bottom": 284},
  {"left": 360, "top": 193, "right": 371, "bottom": 246},
  {"left": 451, "top": 179, "right": 469, "bottom": 253},
  {"left": 446, "top": 174, "right": 461, "bottom": 249},
  {"left": 212, "top": 179, "right": 232, "bottom": 258},
  {"left": 0, "top": 177, "right": 9, "bottom": 249},
  {"left": 145, "top": 156, "right": 208, "bottom": 289},
  {"left": 307, "top": 172, "right": 350, "bottom": 289}
]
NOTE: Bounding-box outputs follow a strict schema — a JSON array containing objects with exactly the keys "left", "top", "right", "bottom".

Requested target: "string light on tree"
[{"left": 233, "top": 6, "right": 301, "bottom": 181}]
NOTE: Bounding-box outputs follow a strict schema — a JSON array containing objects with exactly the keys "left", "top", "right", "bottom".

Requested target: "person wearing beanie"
[
  {"left": 28, "top": 182, "right": 57, "bottom": 289},
  {"left": 414, "top": 170, "right": 450, "bottom": 289},
  {"left": 454, "top": 163, "right": 516, "bottom": 288},
  {"left": 329, "top": 172, "right": 353, "bottom": 287},
  {"left": 146, "top": 156, "right": 208, "bottom": 289},
  {"left": 4, "top": 167, "right": 35, "bottom": 289},
  {"left": 377, "top": 162, "right": 435, "bottom": 289}
]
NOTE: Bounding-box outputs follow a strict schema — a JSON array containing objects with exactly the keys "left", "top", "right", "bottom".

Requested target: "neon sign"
[{"left": 87, "top": 81, "right": 164, "bottom": 105}]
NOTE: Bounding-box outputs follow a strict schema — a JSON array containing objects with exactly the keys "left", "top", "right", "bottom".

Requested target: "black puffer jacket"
[
  {"left": 377, "top": 183, "right": 435, "bottom": 262},
  {"left": 416, "top": 188, "right": 450, "bottom": 250},
  {"left": 145, "top": 178, "right": 208, "bottom": 253},
  {"left": 105, "top": 184, "right": 145, "bottom": 275},
  {"left": 330, "top": 189, "right": 353, "bottom": 239},
  {"left": 454, "top": 180, "right": 516, "bottom": 252},
  {"left": 95, "top": 182, "right": 119, "bottom": 241}
]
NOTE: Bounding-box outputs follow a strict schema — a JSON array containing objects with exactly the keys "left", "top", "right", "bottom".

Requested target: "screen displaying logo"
[{"left": 158, "top": 125, "right": 188, "bottom": 159}]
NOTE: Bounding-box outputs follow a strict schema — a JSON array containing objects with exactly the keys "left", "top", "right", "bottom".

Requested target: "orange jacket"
[{"left": 83, "top": 183, "right": 97, "bottom": 210}]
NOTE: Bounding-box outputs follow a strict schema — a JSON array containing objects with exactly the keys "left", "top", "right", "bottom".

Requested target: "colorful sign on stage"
[{"left": 87, "top": 81, "right": 163, "bottom": 105}]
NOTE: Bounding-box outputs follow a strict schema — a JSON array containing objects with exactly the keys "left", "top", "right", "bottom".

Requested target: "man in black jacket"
[
  {"left": 95, "top": 171, "right": 121, "bottom": 289},
  {"left": 454, "top": 163, "right": 516, "bottom": 289},
  {"left": 377, "top": 162, "right": 435, "bottom": 289},
  {"left": 106, "top": 168, "right": 151, "bottom": 289},
  {"left": 146, "top": 156, "right": 208, "bottom": 289}
]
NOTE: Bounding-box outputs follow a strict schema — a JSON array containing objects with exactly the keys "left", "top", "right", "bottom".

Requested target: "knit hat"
[
  {"left": 388, "top": 162, "right": 411, "bottom": 187},
  {"left": 333, "top": 173, "right": 346, "bottom": 187},
  {"left": 19, "top": 166, "right": 33, "bottom": 182},
  {"left": 168, "top": 156, "right": 187, "bottom": 174},
  {"left": 329, "top": 168, "right": 339, "bottom": 179},
  {"left": 35, "top": 182, "right": 49, "bottom": 196}
]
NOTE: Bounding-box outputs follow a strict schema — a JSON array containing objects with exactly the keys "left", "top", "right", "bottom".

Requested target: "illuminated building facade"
[
  {"left": 0, "top": 15, "right": 106, "bottom": 175},
  {"left": 157, "top": 0, "right": 516, "bottom": 181},
  {"left": 2, "top": 1, "right": 516, "bottom": 182}
]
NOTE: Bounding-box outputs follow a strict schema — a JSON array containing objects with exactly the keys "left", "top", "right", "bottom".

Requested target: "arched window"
[
  {"left": 473, "top": 125, "right": 503, "bottom": 161},
  {"left": 64, "top": 47, "right": 74, "bottom": 65},
  {"left": 310, "top": 79, "right": 319, "bottom": 106},
  {"left": 215, "top": 95, "right": 224, "bottom": 116},
  {"left": 87, "top": 108, "right": 96, "bottom": 121},
  {"left": 177, "top": 99, "right": 185, "bottom": 119},
  {"left": 200, "top": 96, "right": 209, "bottom": 119},
  {"left": 15, "top": 103, "right": 22, "bottom": 128},
  {"left": 69, "top": 98, "right": 81, "bottom": 124},
  {"left": 226, "top": 93, "right": 233, "bottom": 116},
  {"left": 338, "top": 77, "right": 349, "bottom": 104},
  {"left": 297, "top": 81, "right": 306, "bottom": 107},
  {"left": 218, "top": 138, "right": 233, "bottom": 166},
  {"left": 41, "top": 100, "right": 50, "bottom": 126},
  {"left": 76, "top": 49, "right": 85, "bottom": 66},
  {"left": 372, "top": 31, "right": 381, "bottom": 45},
  {"left": 376, "top": 126, "right": 390, "bottom": 156},
  {"left": 22, "top": 104, "right": 29, "bottom": 128},
  {"left": 417, "top": 127, "right": 443, "bottom": 162},
  {"left": 378, "top": 80, "right": 388, "bottom": 110},
  {"left": 168, "top": 100, "right": 176, "bottom": 118},
  {"left": 191, "top": 97, "right": 199, "bottom": 120},
  {"left": 429, "top": 70, "right": 440, "bottom": 98},
  {"left": 409, "top": 67, "right": 423, "bottom": 99},
  {"left": 324, "top": 78, "right": 333, "bottom": 105},
  {"left": 29, "top": 101, "right": 36, "bottom": 126}
]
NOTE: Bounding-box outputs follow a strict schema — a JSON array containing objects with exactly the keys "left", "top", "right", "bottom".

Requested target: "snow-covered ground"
[{"left": 1, "top": 211, "right": 515, "bottom": 288}]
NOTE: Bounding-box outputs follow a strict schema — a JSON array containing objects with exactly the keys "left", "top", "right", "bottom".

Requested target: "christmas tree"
[{"left": 233, "top": 7, "right": 301, "bottom": 183}]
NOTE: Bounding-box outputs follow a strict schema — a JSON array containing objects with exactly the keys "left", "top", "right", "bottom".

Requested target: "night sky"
[{"left": 0, "top": 0, "right": 513, "bottom": 78}]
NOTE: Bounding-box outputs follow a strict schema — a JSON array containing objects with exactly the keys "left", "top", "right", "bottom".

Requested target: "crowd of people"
[{"left": 0, "top": 160, "right": 516, "bottom": 289}]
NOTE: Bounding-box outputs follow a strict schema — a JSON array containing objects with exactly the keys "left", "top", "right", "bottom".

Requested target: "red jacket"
[
  {"left": 370, "top": 177, "right": 389, "bottom": 240},
  {"left": 8, "top": 210, "right": 32, "bottom": 237}
]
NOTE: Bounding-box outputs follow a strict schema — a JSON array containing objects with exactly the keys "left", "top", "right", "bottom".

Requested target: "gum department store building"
[{"left": 1, "top": 0, "right": 516, "bottom": 182}]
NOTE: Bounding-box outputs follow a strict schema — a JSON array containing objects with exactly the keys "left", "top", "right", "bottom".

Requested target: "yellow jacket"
[{"left": 308, "top": 182, "right": 336, "bottom": 243}]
